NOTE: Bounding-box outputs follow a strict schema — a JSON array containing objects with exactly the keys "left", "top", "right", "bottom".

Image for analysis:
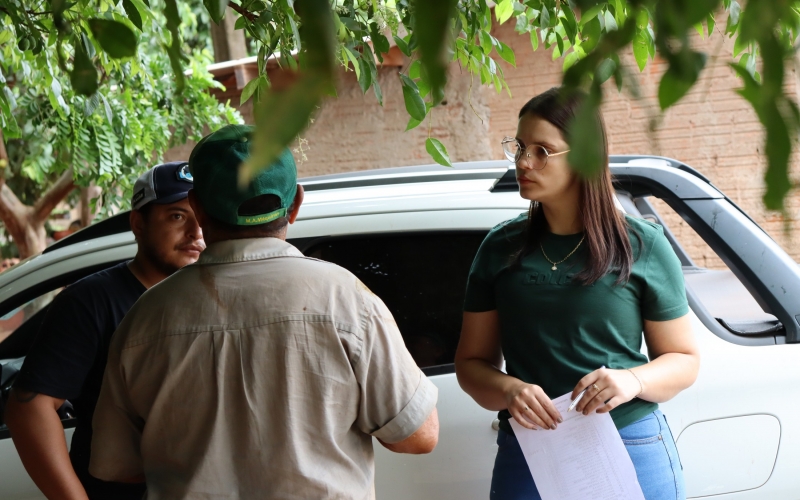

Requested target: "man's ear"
[
  {"left": 187, "top": 190, "right": 209, "bottom": 228},
  {"left": 129, "top": 209, "right": 144, "bottom": 241},
  {"left": 288, "top": 184, "right": 304, "bottom": 224}
]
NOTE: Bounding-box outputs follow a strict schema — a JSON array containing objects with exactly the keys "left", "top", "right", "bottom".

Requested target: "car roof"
[{"left": 1, "top": 155, "right": 718, "bottom": 291}]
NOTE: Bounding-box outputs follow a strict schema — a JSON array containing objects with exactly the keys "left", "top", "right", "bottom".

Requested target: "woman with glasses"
[{"left": 454, "top": 87, "right": 699, "bottom": 500}]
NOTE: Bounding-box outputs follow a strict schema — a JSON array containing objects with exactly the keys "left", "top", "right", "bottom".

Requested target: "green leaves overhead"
[
  {"left": 0, "top": 0, "right": 242, "bottom": 231},
  {"left": 88, "top": 19, "right": 137, "bottom": 58},
  {"left": 240, "top": 0, "right": 336, "bottom": 184},
  {"left": 412, "top": 0, "right": 458, "bottom": 107},
  {"left": 3, "top": 0, "right": 798, "bottom": 212}
]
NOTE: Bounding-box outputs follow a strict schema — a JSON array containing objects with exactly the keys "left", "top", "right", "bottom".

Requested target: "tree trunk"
[
  {"left": 0, "top": 128, "right": 77, "bottom": 258},
  {"left": 79, "top": 185, "right": 102, "bottom": 227},
  {"left": 210, "top": 7, "right": 248, "bottom": 63}
]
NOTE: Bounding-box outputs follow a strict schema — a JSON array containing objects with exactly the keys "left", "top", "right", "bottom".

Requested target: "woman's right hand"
[{"left": 505, "top": 380, "right": 563, "bottom": 430}]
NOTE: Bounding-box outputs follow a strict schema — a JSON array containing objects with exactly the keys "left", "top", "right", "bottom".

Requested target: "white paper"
[{"left": 508, "top": 392, "right": 645, "bottom": 500}]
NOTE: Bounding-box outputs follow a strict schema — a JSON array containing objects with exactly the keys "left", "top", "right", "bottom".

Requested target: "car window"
[
  {"left": 0, "top": 290, "right": 61, "bottom": 345},
  {"left": 305, "top": 232, "right": 486, "bottom": 372},
  {"left": 636, "top": 196, "right": 780, "bottom": 338}
]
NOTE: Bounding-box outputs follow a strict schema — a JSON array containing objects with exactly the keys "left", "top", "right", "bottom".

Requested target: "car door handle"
[{"left": 491, "top": 419, "right": 500, "bottom": 431}]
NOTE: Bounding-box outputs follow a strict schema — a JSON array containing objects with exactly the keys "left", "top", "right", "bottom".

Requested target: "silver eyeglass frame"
[{"left": 501, "top": 136, "right": 570, "bottom": 170}]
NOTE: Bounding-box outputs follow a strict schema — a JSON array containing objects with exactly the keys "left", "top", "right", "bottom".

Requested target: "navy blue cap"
[{"left": 131, "top": 162, "right": 194, "bottom": 210}]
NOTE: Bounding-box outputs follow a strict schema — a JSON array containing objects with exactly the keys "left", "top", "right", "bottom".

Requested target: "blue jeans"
[{"left": 490, "top": 410, "right": 685, "bottom": 500}]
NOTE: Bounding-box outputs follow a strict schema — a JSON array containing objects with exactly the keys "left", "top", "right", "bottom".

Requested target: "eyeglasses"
[{"left": 501, "top": 136, "right": 570, "bottom": 170}]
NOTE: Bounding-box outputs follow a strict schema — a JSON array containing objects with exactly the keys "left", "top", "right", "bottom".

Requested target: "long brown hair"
[{"left": 513, "top": 87, "right": 638, "bottom": 285}]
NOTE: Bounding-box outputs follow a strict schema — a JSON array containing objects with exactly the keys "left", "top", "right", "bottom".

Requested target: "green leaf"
[
  {"left": 2, "top": 86, "right": 17, "bottom": 110},
  {"left": 581, "top": 16, "right": 601, "bottom": 52},
  {"left": 288, "top": 15, "right": 302, "bottom": 51},
  {"left": 204, "top": 0, "right": 227, "bottom": 24},
  {"left": 479, "top": 29, "right": 493, "bottom": 54},
  {"left": 530, "top": 29, "right": 539, "bottom": 50},
  {"left": 412, "top": 0, "right": 457, "bottom": 107},
  {"left": 496, "top": 0, "right": 515, "bottom": 24},
  {"left": 344, "top": 47, "right": 361, "bottom": 81},
  {"left": 409, "top": 60, "right": 422, "bottom": 79},
  {"left": 728, "top": 0, "right": 741, "bottom": 28},
  {"left": 566, "top": 87, "right": 604, "bottom": 177},
  {"left": 369, "top": 22, "right": 390, "bottom": 56},
  {"left": 563, "top": 51, "right": 580, "bottom": 71},
  {"left": 707, "top": 13, "right": 716, "bottom": 36},
  {"left": 164, "top": 0, "right": 185, "bottom": 92},
  {"left": 633, "top": 30, "right": 649, "bottom": 71},
  {"left": 580, "top": 4, "right": 604, "bottom": 27},
  {"left": 241, "top": 75, "right": 265, "bottom": 105},
  {"left": 596, "top": 58, "right": 617, "bottom": 84},
  {"left": 658, "top": 51, "right": 707, "bottom": 109},
  {"left": 733, "top": 34, "right": 747, "bottom": 57},
  {"left": 694, "top": 22, "right": 705, "bottom": 38},
  {"left": 495, "top": 40, "right": 516, "bottom": 66},
  {"left": 561, "top": 6, "right": 578, "bottom": 44},
  {"left": 357, "top": 57, "right": 372, "bottom": 94},
  {"left": 88, "top": 19, "right": 137, "bottom": 58},
  {"left": 400, "top": 74, "right": 427, "bottom": 121},
  {"left": 393, "top": 35, "right": 410, "bottom": 56},
  {"left": 99, "top": 92, "right": 113, "bottom": 124},
  {"left": 122, "top": 0, "right": 143, "bottom": 31},
  {"left": 235, "top": 15, "right": 247, "bottom": 30},
  {"left": 604, "top": 10, "right": 618, "bottom": 31},
  {"left": 540, "top": 7, "right": 550, "bottom": 30},
  {"left": 406, "top": 116, "right": 422, "bottom": 131},
  {"left": 70, "top": 42, "right": 98, "bottom": 96},
  {"left": 425, "top": 137, "right": 452, "bottom": 167}
]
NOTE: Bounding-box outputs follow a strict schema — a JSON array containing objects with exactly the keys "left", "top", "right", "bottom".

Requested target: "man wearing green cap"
[{"left": 88, "top": 125, "right": 439, "bottom": 499}]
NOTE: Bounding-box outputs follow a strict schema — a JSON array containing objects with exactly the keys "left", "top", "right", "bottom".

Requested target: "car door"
[{"left": 299, "top": 230, "right": 503, "bottom": 499}]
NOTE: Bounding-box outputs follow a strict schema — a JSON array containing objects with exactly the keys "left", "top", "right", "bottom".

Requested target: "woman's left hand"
[{"left": 571, "top": 367, "right": 642, "bottom": 415}]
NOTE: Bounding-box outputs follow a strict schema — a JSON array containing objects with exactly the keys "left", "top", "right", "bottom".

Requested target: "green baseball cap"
[{"left": 189, "top": 124, "right": 298, "bottom": 226}]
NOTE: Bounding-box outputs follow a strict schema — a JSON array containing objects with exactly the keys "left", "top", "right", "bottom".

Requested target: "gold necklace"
[{"left": 541, "top": 234, "right": 585, "bottom": 271}]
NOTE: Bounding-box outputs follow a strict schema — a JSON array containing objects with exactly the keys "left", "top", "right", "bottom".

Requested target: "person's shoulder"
[
  {"left": 625, "top": 214, "right": 664, "bottom": 242},
  {"left": 60, "top": 262, "right": 132, "bottom": 298},
  {"left": 484, "top": 212, "right": 527, "bottom": 246}
]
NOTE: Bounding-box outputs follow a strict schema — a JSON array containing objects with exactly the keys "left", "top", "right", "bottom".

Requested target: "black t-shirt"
[{"left": 15, "top": 262, "right": 147, "bottom": 499}]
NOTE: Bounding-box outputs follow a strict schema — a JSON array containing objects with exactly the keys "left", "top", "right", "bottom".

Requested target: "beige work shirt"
[{"left": 89, "top": 237, "right": 437, "bottom": 499}]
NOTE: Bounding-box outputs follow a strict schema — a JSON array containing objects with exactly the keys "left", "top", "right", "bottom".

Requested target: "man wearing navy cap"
[{"left": 6, "top": 162, "right": 205, "bottom": 500}]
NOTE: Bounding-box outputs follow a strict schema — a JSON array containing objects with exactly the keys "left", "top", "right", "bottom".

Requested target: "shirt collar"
[{"left": 197, "top": 237, "right": 304, "bottom": 265}]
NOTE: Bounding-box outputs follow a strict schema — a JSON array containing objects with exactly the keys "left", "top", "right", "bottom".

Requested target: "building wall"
[{"left": 167, "top": 20, "right": 799, "bottom": 264}]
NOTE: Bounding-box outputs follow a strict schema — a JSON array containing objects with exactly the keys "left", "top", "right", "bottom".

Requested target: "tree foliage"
[
  {"left": 0, "top": 0, "right": 241, "bottom": 256},
  {"left": 2, "top": 0, "right": 798, "bottom": 217}
]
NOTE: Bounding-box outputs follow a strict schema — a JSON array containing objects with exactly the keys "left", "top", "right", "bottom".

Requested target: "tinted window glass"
[{"left": 306, "top": 233, "right": 486, "bottom": 370}]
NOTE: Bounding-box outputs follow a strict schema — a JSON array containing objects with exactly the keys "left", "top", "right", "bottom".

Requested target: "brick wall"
[{"left": 166, "top": 21, "right": 799, "bottom": 265}]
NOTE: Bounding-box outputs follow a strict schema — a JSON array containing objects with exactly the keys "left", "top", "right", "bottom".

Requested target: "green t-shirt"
[{"left": 464, "top": 214, "right": 689, "bottom": 433}]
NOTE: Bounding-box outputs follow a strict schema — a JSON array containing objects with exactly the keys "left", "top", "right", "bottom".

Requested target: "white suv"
[{"left": 1, "top": 157, "right": 799, "bottom": 499}]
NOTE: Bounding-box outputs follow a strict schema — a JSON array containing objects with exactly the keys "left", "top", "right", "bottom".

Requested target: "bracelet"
[{"left": 627, "top": 368, "right": 644, "bottom": 396}]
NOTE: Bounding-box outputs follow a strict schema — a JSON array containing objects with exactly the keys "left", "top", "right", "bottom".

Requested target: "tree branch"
[
  {"left": 229, "top": 2, "right": 257, "bottom": 22},
  {"left": 32, "top": 169, "right": 75, "bottom": 223}
]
